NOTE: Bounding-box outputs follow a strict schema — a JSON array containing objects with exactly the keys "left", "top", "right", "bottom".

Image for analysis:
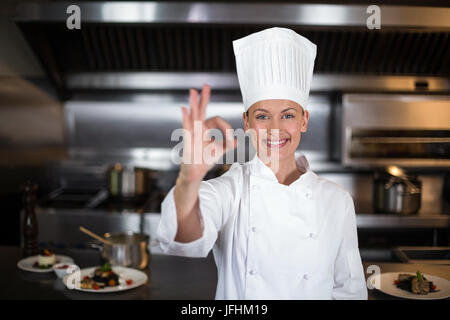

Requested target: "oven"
[{"left": 341, "top": 94, "right": 450, "bottom": 168}]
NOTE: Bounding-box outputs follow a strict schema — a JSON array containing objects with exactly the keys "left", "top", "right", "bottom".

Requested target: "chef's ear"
[
  {"left": 243, "top": 111, "right": 249, "bottom": 131},
  {"left": 300, "top": 109, "right": 309, "bottom": 133}
]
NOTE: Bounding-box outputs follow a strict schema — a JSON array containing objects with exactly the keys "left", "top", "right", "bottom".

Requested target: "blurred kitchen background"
[{"left": 1, "top": 0, "right": 449, "bottom": 263}]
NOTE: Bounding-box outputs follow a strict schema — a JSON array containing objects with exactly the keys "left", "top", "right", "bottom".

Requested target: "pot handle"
[{"left": 384, "top": 176, "right": 396, "bottom": 190}]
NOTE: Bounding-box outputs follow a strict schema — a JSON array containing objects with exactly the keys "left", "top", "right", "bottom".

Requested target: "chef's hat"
[{"left": 233, "top": 27, "right": 317, "bottom": 112}]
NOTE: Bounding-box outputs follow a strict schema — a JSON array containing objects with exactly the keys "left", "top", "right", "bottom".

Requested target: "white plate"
[
  {"left": 62, "top": 266, "right": 148, "bottom": 293},
  {"left": 378, "top": 272, "right": 450, "bottom": 300},
  {"left": 17, "top": 255, "right": 74, "bottom": 273}
]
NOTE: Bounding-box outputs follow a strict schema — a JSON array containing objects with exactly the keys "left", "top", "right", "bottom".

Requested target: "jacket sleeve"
[
  {"left": 332, "top": 193, "right": 368, "bottom": 300},
  {"left": 156, "top": 173, "right": 234, "bottom": 258}
]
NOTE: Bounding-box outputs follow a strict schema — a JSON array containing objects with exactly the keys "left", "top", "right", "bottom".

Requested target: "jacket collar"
[{"left": 246, "top": 152, "right": 318, "bottom": 189}]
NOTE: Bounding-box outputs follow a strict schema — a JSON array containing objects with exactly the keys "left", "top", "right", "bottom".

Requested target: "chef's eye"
[
  {"left": 256, "top": 114, "right": 269, "bottom": 120},
  {"left": 282, "top": 113, "right": 295, "bottom": 119}
]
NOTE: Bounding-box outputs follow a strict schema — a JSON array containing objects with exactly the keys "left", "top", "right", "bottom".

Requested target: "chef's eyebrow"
[
  {"left": 280, "top": 107, "right": 298, "bottom": 113},
  {"left": 252, "top": 108, "right": 269, "bottom": 114},
  {"left": 252, "top": 107, "right": 299, "bottom": 114}
]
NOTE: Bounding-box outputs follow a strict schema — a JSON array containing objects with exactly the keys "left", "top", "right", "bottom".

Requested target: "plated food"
[
  {"left": 63, "top": 263, "right": 148, "bottom": 293},
  {"left": 378, "top": 272, "right": 450, "bottom": 300},
  {"left": 35, "top": 249, "right": 56, "bottom": 269},
  {"left": 17, "top": 253, "right": 74, "bottom": 273},
  {"left": 80, "top": 262, "right": 121, "bottom": 290},
  {"left": 394, "top": 271, "right": 439, "bottom": 295}
]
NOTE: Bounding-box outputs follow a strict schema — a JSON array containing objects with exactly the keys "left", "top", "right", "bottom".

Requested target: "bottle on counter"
[{"left": 22, "top": 181, "right": 39, "bottom": 257}]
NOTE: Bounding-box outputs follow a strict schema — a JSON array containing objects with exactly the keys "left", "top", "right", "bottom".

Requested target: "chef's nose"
[{"left": 268, "top": 117, "right": 281, "bottom": 130}]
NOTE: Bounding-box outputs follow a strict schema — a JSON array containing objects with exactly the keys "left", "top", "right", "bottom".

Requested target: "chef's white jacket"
[{"left": 156, "top": 154, "right": 368, "bottom": 300}]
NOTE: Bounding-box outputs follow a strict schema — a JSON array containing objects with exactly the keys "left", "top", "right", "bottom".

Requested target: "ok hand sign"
[{"left": 178, "top": 84, "right": 237, "bottom": 183}]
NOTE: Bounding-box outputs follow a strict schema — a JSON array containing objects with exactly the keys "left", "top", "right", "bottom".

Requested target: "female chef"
[{"left": 156, "top": 27, "right": 368, "bottom": 300}]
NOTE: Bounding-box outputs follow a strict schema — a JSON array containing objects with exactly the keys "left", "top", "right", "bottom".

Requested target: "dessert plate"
[{"left": 17, "top": 255, "right": 74, "bottom": 273}]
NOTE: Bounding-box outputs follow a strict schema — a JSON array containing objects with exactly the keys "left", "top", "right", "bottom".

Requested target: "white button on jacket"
[{"left": 156, "top": 154, "right": 368, "bottom": 300}]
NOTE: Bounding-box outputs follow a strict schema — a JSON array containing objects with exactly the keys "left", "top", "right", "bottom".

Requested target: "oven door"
[
  {"left": 342, "top": 94, "right": 450, "bottom": 167},
  {"left": 346, "top": 128, "right": 450, "bottom": 167}
]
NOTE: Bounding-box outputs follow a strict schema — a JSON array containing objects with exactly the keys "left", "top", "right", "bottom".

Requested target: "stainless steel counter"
[{"left": 356, "top": 213, "right": 450, "bottom": 229}]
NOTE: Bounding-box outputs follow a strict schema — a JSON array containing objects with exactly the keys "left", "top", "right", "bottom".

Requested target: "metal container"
[
  {"left": 92, "top": 231, "right": 150, "bottom": 269},
  {"left": 373, "top": 172, "right": 422, "bottom": 214},
  {"left": 106, "top": 164, "right": 157, "bottom": 198}
]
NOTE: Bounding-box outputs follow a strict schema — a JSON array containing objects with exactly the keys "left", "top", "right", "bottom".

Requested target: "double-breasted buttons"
[{"left": 305, "top": 185, "right": 313, "bottom": 199}]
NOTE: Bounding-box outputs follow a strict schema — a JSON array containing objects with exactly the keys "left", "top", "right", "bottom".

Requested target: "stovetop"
[{"left": 38, "top": 188, "right": 165, "bottom": 213}]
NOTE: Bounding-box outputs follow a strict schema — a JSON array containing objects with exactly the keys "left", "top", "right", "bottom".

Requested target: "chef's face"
[{"left": 243, "top": 99, "right": 309, "bottom": 161}]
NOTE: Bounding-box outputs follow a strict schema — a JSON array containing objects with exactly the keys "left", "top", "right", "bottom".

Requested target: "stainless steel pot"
[
  {"left": 91, "top": 231, "right": 150, "bottom": 269},
  {"left": 106, "top": 164, "right": 157, "bottom": 198},
  {"left": 373, "top": 171, "right": 422, "bottom": 214}
]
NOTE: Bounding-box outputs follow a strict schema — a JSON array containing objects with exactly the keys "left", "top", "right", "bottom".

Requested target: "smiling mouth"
[{"left": 264, "top": 139, "right": 289, "bottom": 148}]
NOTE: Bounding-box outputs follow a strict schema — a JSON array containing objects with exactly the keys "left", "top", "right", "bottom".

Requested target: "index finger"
[{"left": 205, "top": 117, "right": 234, "bottom": 142}]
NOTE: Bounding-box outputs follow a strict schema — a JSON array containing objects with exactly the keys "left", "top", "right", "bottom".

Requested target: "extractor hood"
[{"left": 14, "top": 1, "right": 450, "bottom": 99}]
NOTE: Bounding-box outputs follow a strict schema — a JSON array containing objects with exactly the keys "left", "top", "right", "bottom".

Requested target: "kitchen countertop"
[
  {"left": 1, "top": 246, "right": 217, "bottom": 300},
  {"left": 1, "top": 246, "right": 449, "bottom": 300}
]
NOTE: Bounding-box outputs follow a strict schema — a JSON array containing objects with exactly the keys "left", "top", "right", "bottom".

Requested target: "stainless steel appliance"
[
  {"left": 13, "top": 2, "right": 450, "bottom": 97},
  {"left": 342, "top": 94, "right": 450, "bottom": 168},
  {"left": 39, "top": 186, "right": 164, "bottom": 213}
]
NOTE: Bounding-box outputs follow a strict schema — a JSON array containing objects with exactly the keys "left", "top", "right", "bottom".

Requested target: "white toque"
[{"left": 233, "top": 27, "right": 317, "bottom": 112}]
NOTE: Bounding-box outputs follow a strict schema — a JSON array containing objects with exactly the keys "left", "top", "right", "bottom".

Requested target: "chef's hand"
[
  {"left": 178, "top": 84, "right": 237, "bottom": 183},
  {"left": 173, "top": 84, "right": 236, "bottom": 243}
]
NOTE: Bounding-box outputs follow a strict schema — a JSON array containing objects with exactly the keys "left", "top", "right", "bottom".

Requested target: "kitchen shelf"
[{"left": 356, "top": 213, "right": 450, "bottom": 229}]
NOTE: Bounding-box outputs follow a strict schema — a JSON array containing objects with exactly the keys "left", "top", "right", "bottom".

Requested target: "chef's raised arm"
[
  {"left": 157, "top": 177, "right": 234, "bottom": 257},
  {"left": 156, "top": 84, "right": 238, "bottom": 258},
  {"left": 332, "top": 193, "right": 368, "bottom": 300}
]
